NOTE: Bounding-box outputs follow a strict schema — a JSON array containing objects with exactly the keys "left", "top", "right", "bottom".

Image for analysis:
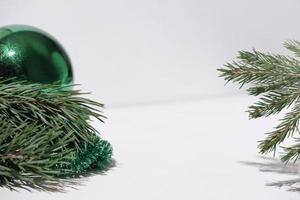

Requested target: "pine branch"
[
  {"left": 281, "top": 142, "right": 300, "bottom": 163},
  {"left": 285, "top": 40, "right": 300, "bottom": 58},
  {"left": 0, "top": 80, "right": 113, "bottom": 190},
  {"left": 247, "top": 86, "right": 300, "bottom": 118},
  {"left": 219, "top": 50, "right": 300, "bottom": 86},
  {"left": 246, "top": 80, "right": 293, "bottom": 96},
  {"left": 258, "top": 102, "right": 300, "bottom": 154},
  {"left": 218, "top": 41, "right": 300, "bottom": 162},
  {"left": 0, "top": 81, "right": 106, "bottom": 144},
  {"left": 0, "top": 119, "right": 75, "bottom": 187}
]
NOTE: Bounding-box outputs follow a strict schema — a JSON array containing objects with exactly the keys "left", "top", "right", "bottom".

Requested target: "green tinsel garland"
[{"left": 64, "top": 134, "right": 113, "bottom": 176}]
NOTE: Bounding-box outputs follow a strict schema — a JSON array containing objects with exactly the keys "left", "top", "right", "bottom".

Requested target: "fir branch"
[
  {"left": 218, "top": 41, "right": 300, "bottom": 162},
  {"left": 246, "top": 80, "right": 293, "bottom": 96},
  {"left": 0, "top": 119, "right": 75, "bottom": 187},
  {"left": 0, "top": 80, "right": 113, "bottom": 190},
  {"left": 0, "top": 81, "right": 106, "bottom": 144},
  {"left": 284, "top": 40, "right": 300, "bottom": 58},
  {"left": 258, "top": 102, "right": 300, "bottom": 154},
  {"left": 281, "top": 142, "right": 300, "bottom": 163},
  {"left": 219, "top": 50, "right": 300, "bottom": 86},
  {"left": 247, "top": 86, "right": 300, "bottom": 118}
]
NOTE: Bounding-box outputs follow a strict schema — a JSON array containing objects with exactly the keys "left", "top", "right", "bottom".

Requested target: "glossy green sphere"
[{"left": 0, "top": 25, "right": 73, "bottom": 85}]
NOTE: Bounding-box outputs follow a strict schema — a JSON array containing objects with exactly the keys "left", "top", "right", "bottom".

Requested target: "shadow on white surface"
[{"left": 241, "top": 157, "right": 300, "bottom": 192}]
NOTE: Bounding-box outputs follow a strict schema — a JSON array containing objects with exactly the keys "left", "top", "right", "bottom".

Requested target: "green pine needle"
[
  {"left": 218, "top": 40, "right": 300, "bottom": 163},
  {"left": 0, "top": 80, "right": 113, "bottom": 190}
]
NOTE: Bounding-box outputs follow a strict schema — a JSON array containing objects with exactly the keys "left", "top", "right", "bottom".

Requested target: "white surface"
[
  {"left": 1, "top": 1, "right": 300, "bottom": 199},
  {"left": 2, "top": 95, "right": 300, "bottom": 199},
  {"left": 1, "top": 0, "right": 300, "bottom": 105}
]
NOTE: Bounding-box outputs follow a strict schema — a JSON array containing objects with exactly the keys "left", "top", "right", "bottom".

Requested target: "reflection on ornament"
[{"left": 0, "top": 25, "right": 73, "bottom": 85}]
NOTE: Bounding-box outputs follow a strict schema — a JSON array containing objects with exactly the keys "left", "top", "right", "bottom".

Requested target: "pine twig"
[
  {"left": 0, "top": 80, "right": 113, "bottom": 189},
  {"left": 218, "top": 40, "right": 300, "bottom": 163}
]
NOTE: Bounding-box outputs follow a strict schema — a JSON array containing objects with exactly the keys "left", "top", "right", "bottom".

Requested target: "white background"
[{"left": 1, "top": 0, "right": 300, "bottom": 199}]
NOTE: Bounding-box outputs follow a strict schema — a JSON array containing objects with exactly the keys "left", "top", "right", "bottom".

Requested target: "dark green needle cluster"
[{"left": 0, "top": 80, "right": 113, "bottom": 190}]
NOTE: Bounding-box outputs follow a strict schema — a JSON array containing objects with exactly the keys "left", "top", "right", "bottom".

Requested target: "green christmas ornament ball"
[{"left": 0, "top": 25, "right": 73, "bottom": 85}]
